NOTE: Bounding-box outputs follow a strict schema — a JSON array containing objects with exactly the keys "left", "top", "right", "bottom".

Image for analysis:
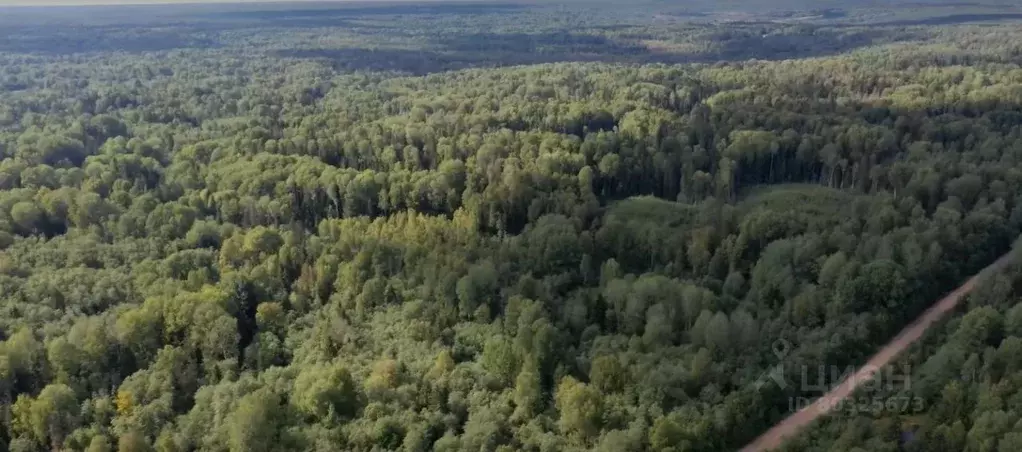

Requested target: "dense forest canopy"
[{"left": 1, "top": 1, "right": 1022, "bottom": 451}]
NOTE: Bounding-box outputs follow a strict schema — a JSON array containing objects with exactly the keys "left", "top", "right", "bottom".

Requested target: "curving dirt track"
[{"left": 740, "top": 252, "right": 1016, "bottom": 452}]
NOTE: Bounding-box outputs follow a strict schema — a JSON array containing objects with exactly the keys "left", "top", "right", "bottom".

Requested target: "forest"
[{"left": 2, "top": 0, "right": 1022, "bottom": 451}]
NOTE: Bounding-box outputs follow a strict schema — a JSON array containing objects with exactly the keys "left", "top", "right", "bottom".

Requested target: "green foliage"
[
  {"left": 117, "top": 431, "right": 151, "bottom": 452},
  {"left": 87, "top": 435, "right": 113, "bottom": 452},
  {"left": 0, "top": 1, "right": 1020, "bottom": 451},
  {"left": 227, "top": 389, "right": 281, "bottom": 452},
  {"left": 11, "top": 383, "right": 79, "bottom": 449},
  {"left": 293, "top": 363, "right": 358, "bottom": 421},
  {"left": 555, "top": 376, "right": 603, "bottom": 442}
]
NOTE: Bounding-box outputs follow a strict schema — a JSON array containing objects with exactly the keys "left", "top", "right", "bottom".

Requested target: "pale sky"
[{"left": 0, "top": 0, "right": 345, "bottom": 6}]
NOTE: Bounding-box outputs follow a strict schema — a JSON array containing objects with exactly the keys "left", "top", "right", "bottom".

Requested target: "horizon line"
[{"left": 0, "top": 0, "right": 475, "bottom": 8}]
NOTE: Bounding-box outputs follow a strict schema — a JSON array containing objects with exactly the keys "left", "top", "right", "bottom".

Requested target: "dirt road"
[{"left": 740, "top": 252, "right": 1015, "bottom": 452}]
